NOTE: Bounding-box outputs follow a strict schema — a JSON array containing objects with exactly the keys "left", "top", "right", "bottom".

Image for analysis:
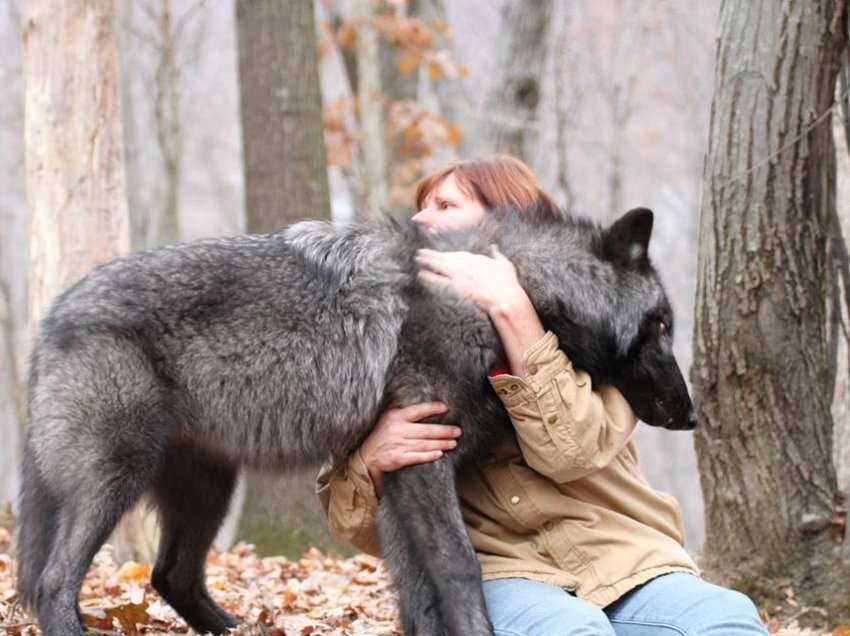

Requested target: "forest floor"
[{"left": 0, "top": 520, "right": 843, "bottom": 635}]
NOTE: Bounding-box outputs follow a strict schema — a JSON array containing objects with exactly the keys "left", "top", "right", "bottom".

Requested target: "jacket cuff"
[
  {"left": 347, "top": 448, "right": 379, "bottom": 507},
  {"left": 489, "top": 331, "right": 571, "bottom": 406}
]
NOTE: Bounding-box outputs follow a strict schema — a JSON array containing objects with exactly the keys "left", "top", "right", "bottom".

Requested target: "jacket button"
[
  {"left": 510, "top": 495, "right": 520, "bottom": 505},
  {"left": 547, "top": 414, "right": 558, "bottom": 424},
  {"left": 527, "top": 363, "right": 538, "bottom": 375}
]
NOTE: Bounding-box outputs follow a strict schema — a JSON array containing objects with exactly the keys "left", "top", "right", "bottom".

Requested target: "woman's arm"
[
  {"left": 359, "top": 402, "right": 461, "bottom": 496},
  {"left": 416, "top": 245, "right": 544, "bottom": 375},
  {"left": 316, "top": 403, "right": 461, "bottom": 554},
  {"left": 416, "top": 246, "right": 638, "bottom": 482},
  {"left": 488, "top": 330, "right": 638, "bottom": 482},
  {"left": 316, "top": 449, "right": 383, "bottom": 556}
]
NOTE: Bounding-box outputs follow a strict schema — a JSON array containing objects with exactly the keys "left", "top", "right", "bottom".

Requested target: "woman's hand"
[
  {"left": 415, "top": 246, "right": 546, "bottom": 376},
  {"left": 360, "top": 402, "right": 462, "bottom": 496},
  {"left": 414, "top": 245, "right": 526, "bottom": 314}
]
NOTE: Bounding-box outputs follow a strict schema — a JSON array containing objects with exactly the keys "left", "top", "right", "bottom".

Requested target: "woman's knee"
[
  {"left": 606, "top": 573, "right": 768, "bottom": 636},
  {"left": 484, "top": 578, "right": 616, "bottom": 636},
  {"left": 693, "top": 587, "right": 767, "bottom": 635}
]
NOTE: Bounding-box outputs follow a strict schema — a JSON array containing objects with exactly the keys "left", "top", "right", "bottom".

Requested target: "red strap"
[{"left": 488, "top": 361, "right": 511, "bottom": 378}]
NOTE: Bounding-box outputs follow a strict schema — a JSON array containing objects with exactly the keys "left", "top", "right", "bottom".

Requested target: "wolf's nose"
[{"left": 687, "top": 409, "right": 698, "bottom": 428}]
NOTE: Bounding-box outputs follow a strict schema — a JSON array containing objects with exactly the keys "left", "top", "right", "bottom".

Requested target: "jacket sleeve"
[
  {"left": 315, "top": 449, "right": 383, "bottom": 557},
  {"left": 488, "top": 330, "right": 638, "bottom": 483}
]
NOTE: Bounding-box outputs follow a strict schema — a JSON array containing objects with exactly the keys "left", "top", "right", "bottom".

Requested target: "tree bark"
[
  {"left": 482, "top": 0, "right": 553, "bottom": 164},
  {"left": 117, "top": 0, "right": 148, "bottom": 253},
  {"left": 0, "top": 0, "right": 26, "bottom": 515},
  {"left": 25, "top": 0, "right": 130, "bottom": 323},
  {"left": 691, "top": 0, "right": 849, "bottom": 609},
  {"left": 236, "top": 0, "right": 331, "bottom": 230},
  {"left": 830, "top": 81, "right": 850, "bottom": 567},
  {"left": 235, "top": 0, "right": 341, "bottom": 558},
  {"left": 418, "top": 0, "right": 481, "bottom": 157},
  {"left": 352, "top": 0, "right": 388, "bottom": 217},
  {"left": 24, "top": 0, "right": 159, "bottom": 563},
  {"left": 151, "top": 0, "right": 182, "bottom": 247},
  {"left": 0, "top": 283, "right": 21, "bottom": 508}
]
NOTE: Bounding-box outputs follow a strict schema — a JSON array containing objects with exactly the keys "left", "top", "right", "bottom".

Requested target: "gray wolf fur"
[{"left": 16, "top": 204, "right": 695, "bottom": 635}]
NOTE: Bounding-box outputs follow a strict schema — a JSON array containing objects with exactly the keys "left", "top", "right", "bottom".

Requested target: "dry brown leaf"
[
  {"left": 103, "top": 600, "right": 150, "bottom": 633},
  {"left": 81, "top": 610, "right": 115, "bottom": 630}
]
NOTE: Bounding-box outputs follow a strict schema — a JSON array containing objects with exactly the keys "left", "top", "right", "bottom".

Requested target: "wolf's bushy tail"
[{"left": 15, "top": 443, "right": 59, "bottom": 609}]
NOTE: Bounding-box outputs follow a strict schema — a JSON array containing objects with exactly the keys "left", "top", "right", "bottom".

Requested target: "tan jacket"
[{"left": 316, "top": 331, "right": 699, "bottom": 607}]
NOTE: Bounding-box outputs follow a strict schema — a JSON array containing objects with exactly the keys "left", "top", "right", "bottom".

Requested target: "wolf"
[{"left": 16, "top": 204, "right": 695, "bottom": 636}]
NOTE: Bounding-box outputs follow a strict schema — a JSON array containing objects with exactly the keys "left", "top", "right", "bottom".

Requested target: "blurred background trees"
[{"left": 1, "top": 0, "right": 849, "bottom": 615}]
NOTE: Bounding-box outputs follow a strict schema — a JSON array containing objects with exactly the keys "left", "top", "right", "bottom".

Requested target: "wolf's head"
[{"left": 491, "top": 206, "right": 697, "bottom": 431}]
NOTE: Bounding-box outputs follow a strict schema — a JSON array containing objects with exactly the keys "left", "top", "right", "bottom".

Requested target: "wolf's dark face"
[
  {"left": 506, "top": 207, "right": 697, "bottom": 431},
  {"left": 598, "top": 208, "right": 697, "bottom": 431}
]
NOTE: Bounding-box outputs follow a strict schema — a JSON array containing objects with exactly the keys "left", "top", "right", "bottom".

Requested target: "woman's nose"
[{"left": 411, "top": 208, "right": 431, "bottom": 226}]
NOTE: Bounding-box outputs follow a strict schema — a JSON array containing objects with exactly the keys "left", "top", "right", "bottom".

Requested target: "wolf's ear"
[{"left": 603, "top": 207, "right": 653, "bottom": 268}]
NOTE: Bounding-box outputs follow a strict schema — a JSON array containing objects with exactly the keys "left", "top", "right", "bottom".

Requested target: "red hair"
[{"left": 415, "top": 155, "right": 560, "bottom": 218}]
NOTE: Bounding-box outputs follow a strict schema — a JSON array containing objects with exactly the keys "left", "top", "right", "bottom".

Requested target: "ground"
[{"left": 0, "top": 524, "right": 843, "bottom": 635}]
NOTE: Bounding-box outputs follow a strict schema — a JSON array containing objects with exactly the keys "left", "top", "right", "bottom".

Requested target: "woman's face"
[{"left": 411, "top": 173, "right": 487, "bottom": 232}]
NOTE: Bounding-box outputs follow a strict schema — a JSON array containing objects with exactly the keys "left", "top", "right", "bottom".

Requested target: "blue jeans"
[{"left": 483, "top": 573, "right": 768, "bottom": 635}]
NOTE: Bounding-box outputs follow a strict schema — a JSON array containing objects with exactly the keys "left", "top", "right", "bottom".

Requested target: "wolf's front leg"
[
  {"left": 379, "top": 458, "right": 493, "bottom": 636},
  {"left": 377, "top": 501, "right": 446, "bottom": 636}
]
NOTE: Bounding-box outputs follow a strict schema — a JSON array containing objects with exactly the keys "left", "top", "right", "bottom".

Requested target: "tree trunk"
[
  {"left": 0, "top": 2, "right": 26, "bottom": 515},
  {"left": 0, "top": 283, "right": 21, "bottom": 508},
  {"left": 151, "top": 0, "right": 182, "bottom": 247},
  {"left": 551, "top": 1, "right": 577, "bottom": 213},
  {"left": 25, "top": 0, "right": 129, "bottom": 323},
  {"left": 235, "top": 0, "right": 342, "bottom": 558},
  {"left": 830, "top": 77, "right": 850, "bottom": 567},
  {"left": 418, "top": 0, "right": 481, "bottom": 157},
  {"left": 117, "top": 0, "right": 148, "bottom": 253},
  {"left": 691, "top": 0, "right": 849, "bottom": 612},
  {"left": 24, "top": 0, "right": 159, "bottom": 563},
  {"left": 236, "top": 0, "right": 331, "bottom": 230},
  {"left": 482, "top": 0, "right": 553, "bottom": 164},
  {"left": 352, "top": 0, "right": 388, "bottom": 217}
]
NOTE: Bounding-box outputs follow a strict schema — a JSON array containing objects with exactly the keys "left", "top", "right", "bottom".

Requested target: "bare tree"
[
  {"left": 829, "top": 79, "right": 850, "bottom": 545},
  {"left": 235, "top": 0, "right": 341, "bottom": 558},
  {"left": 0, "top": 0, "right": 26, "bottom": 512},
  {"left": 236, "top": 0, "right": 331, "bottom": 229},
  {"left": 118, "top": 0, "right": 148, "bottom": 252},
  {"left": 0, "top": 282, "right": 22, "bottom": 508},
  {"left": 551, "top": 1, "right": 579, "bottom": 212},
  {"left": 482, "top": 0, "right": 553, "bottom": 164},
  {"left": 692, "top": 0, "right": 849, "bottom": 613},
  {"left": 150, "top": 0, "right": 183, "bottom": 246},
  {"left": 25, "top": 0, "right": 159, "bottom": 563},
  {"left": 120, "top": 0, "right": 207, "bottom": 249},
  {"left": 418, "top": 0, "right": 481, "bottom": 157},
  {"left": 25, "top": 1, "right": 129, "bottom": 322},
  {"left": 352, "top": 0, "right": 389, "bottom": 216}
]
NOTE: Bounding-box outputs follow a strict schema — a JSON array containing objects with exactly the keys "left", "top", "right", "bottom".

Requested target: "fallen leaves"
[
  {"left": 0, "top": 537, "right": 844, "bottom": 635},
  {"left": 115, "top": 562, "right": 150, "bottom": 584},
  {"left": 0, "top": 542, "right": 401, "bottom": 635}
]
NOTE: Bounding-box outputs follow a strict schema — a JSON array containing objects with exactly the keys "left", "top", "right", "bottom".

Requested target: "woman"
[{"left": 317, "top": 155, "right": 767, "bottom": 635}]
